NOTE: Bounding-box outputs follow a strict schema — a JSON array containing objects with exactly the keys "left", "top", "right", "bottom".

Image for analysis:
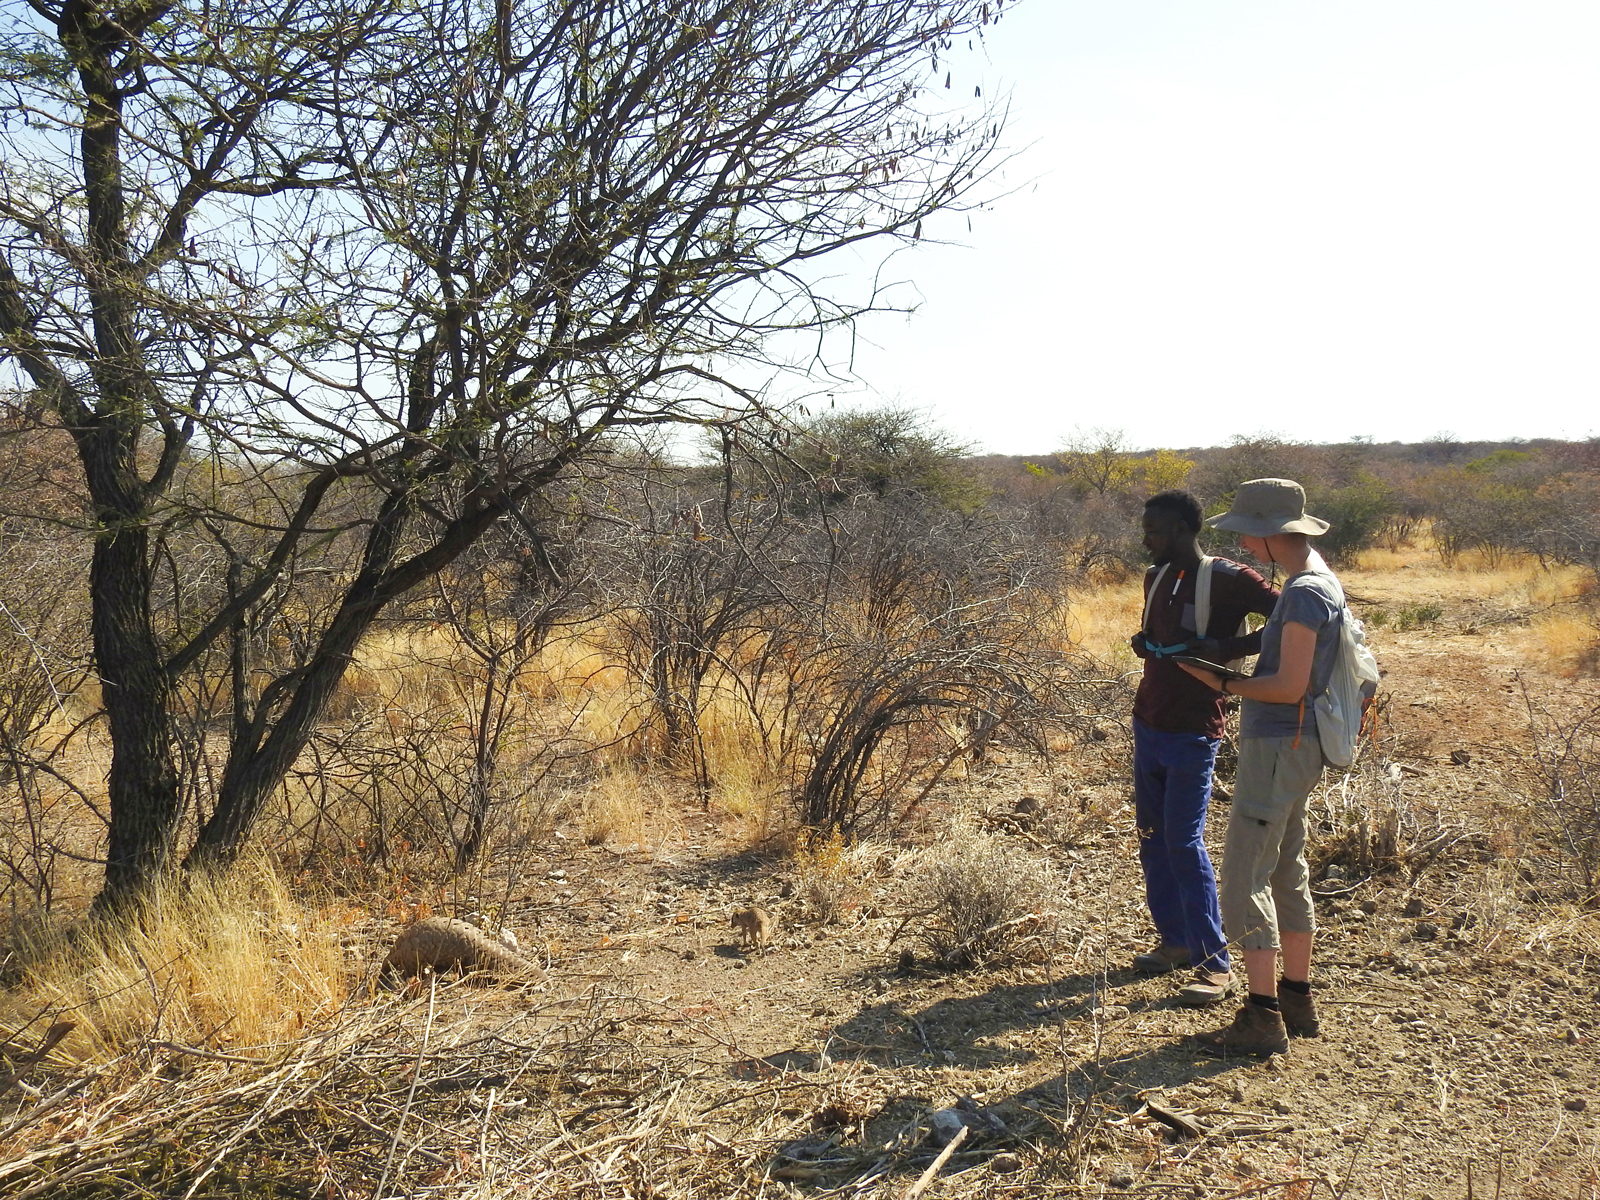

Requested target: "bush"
[
  {"left": 1308, "top": 475, "right": 1398, "bottom": 564},
  {"left": 791, "top": 829, "right": 876, "bottom": 925},
  {"left": 1396, "top": 603, "right": 1443, "bottom": 632},
  {"left": 905, "top": 828, "right": 1061, "bottom": 970},
  {"left": 1527, "top": 698, "right": 1600, "bottom": 900}
]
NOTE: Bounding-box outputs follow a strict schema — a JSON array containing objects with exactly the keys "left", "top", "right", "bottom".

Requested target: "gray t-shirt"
[{"left": 1239, "top": 567, "right": 1344, "bottom": 740}]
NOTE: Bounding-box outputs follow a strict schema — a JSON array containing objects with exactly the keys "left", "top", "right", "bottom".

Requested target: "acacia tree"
[{"left": 0, "top": 0, "right": 1008, "bottom": 908}]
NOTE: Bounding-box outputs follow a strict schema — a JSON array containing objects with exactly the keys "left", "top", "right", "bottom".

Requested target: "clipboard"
[{"left": 1171, "top": 655, "right": 1251, "bottom": 682}]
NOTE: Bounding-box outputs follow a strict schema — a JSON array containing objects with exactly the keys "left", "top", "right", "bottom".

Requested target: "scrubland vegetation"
[
  {"left": 0, "top": 410, "right": 1597, "bottom": 1194},
  {"left": 2, "top": 0, "right": 1598, "bottom": 1186}
]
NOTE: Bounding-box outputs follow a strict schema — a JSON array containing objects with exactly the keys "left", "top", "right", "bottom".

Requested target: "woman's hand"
[
  {"left": 1175, "top": 660, "right": 1225, "bottom": 691},
  {"left": 1178, "top": 621, "right": 1317, "bottom": 704}
]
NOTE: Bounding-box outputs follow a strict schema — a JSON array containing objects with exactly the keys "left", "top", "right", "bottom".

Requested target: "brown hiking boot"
[
  {"left": 1191, "top": 1002, "right": 1289, "bottom": 1058},
  {"left": 1278, "top": 984, "right": 1321, "bottom": 1037},
  {"left": 1132, "top": 943, "right": 1191, "bottom": 974},
  {"left": 1176, "top": 968, "right": 1235, "bottom": 1007}
]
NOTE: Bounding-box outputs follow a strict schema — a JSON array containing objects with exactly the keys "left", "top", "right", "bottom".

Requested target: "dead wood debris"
[{"left": 0, "top": 980, "right": 1052, "bottom": 1199}]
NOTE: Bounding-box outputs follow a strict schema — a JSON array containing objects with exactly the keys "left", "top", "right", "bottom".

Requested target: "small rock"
[
  {"left": 1322, "top": 864, "right": 1346, "bottom": 882},
  {"left": 731, "top": 959, "right": 747, "bottom": 969},
  {"left": 1450, "top": 749, "right": 1471, "bottom": 765},
  {"left": 1360, "top": 899, "right": 1379, "bottom": 915},
  {"left": 1564, "top": 1096, "right": 1588, "bottom": 1112},
  {"left": 1236, "top": 1156, "right": 1262, "bottom": 1177},
  {"left": 778, "top": 879, "right": 795, "bottom": 899},
  {"left": 1403, "top": 897, "right": 1424, "bottom": 918},
  {"left": 898, "top": 948, "right": 917, "bottom": 974},
  {"left": 1393, "top": 1097, "right": 1406, "bottom": 1111},
  {"left": 1095, "top": 1004, "right": 1131, "bottom": 1020},
  {"left": 1567, "top": 1027, "right": 1583, "bottom": 1045},
  {"left": 991, "top": 1152, "right": 1023, "bottom": 1173},
  {"left": 872, "top": 976, "right": 889, "bottom": 995},
  {"left": 1272, "top": 1099, "right": 1293, "bottom": 1115},
  {"left": 1015, "top": 795, "right": 1040, "bottom": 814},
  {"left": 1089, "top": 725, "right": 1109, "bottom": 742},
  {"left": 1109, "top": 1171, "right": 1135, "bottom": 1188},
  {"left": 1414, "top": 922, "right": 1439, "bottom": 941},
  {"left": 682, "top": 948, "right": 696, "bottom": 961},
  {"left": 929, "top": 1109, "right": 967, "bottom": 1145},
  {"left": 928, "top": 1099, "right": 1007, "bottom": 1147}
]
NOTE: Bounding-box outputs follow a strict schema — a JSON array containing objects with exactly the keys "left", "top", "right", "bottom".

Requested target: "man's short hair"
[{"left": 1145, "top": 490, "right": 1204, "bottom": 534}]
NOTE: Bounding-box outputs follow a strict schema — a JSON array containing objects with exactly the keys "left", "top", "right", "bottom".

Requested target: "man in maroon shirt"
[{"left": 1129, "top": 491, "right": 1278, "bottom": 1004}]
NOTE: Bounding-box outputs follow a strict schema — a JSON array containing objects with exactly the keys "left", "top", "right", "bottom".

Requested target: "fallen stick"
[
  {"left": 1144, "top": 1101, "right": 1206, "bottom": 1140},
  {"left": 903, "top": 1124, "right": 967, "bottom": 1200}
]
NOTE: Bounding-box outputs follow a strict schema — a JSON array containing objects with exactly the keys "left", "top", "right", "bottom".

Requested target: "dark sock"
[
  {"left": 1248, "top": 993, "right": 1281, "bottom": 1011},
  {"left": 1279, "top": 977, "right": 1311, "bottom": 995}
]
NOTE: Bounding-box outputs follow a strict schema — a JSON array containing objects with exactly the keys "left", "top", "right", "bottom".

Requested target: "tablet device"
[{"left": 1171, "top": 656, "right": 1251, "bottom": 681}]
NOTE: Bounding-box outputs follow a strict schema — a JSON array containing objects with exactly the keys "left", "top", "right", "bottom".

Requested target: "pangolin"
[{"left": 384, "top": 916, "right": 544, "bottom": 981}]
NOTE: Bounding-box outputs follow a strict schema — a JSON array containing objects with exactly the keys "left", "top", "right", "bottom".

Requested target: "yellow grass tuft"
[
  {"left": 4, "top": 860, "right": 352, "bottom": 1064},
  {"left": 1526, "top": 609, "right": 1600, "bottom": 677},
  {"left": 580, "top": 765, "right": 650, "bottom": 847}
]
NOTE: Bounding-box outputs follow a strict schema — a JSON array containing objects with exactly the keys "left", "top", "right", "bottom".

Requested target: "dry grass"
[
  {"left": 1059, "top": 583, "right": 1142, "bottom": 672},
  {"left": 1527, "top": 609, "right": 1600, "bottom": 676},
  {"left": 578, "top": 765, "right": 650, "bottom": 847},
  {"left": 1343, "top": 544, "right": 1598, "bottom": 674},
  {"left": 1348, "top": 545, "right": 1590, "bottom": 608},
  {"left": 3, "top": 859, "right": 353, "bottom": 1064}
]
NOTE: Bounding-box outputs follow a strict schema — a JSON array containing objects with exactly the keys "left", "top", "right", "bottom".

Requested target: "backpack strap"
[
  {"left": 1141, "top": 563, "right": 1170, "bottom": 634},
  {"left": 1195, "top": 556, "right": 1215, "bottom": 638}
]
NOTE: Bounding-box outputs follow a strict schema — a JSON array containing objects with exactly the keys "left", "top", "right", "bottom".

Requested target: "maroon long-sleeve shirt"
[{"left": 1133, "top": 558, "right": 1279, "bottom": 738}]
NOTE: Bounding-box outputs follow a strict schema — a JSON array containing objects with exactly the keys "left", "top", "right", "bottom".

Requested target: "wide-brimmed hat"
[{"left": 1206, "top": 478, "right": 1329, "bottom": 537}]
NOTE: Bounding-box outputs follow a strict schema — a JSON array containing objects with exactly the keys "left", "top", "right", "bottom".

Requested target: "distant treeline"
[{"left": 967, "top": 430, "right": 1600, "bottom": 573}]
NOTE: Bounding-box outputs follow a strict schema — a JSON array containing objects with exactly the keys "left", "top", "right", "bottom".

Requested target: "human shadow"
[{"left": 732, "top": 965, "right": 1260, "bottom": 1121}]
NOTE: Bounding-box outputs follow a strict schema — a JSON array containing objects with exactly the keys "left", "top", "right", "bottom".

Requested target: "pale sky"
[{"left": 824, "top": 0, "right": 1600, "bottom": 454}]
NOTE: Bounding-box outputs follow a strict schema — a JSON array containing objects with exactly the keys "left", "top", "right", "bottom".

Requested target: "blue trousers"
[{"left": 1132, "top": 718, "right": 1230, "bottom": 974}]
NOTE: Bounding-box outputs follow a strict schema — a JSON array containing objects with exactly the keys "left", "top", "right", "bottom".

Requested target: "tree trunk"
[{"left": 91, "top": 523, "right": 181, "bottom": 908}]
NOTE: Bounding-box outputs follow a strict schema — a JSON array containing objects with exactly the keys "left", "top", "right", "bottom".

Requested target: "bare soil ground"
[{"left": 4, "top": 553, "right": 1598, "bottom": 1199}]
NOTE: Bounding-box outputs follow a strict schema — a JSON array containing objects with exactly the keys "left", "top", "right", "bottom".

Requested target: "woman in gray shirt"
[{"left": 1178, "top": 478, "right": 1344, "bottom": 1057}]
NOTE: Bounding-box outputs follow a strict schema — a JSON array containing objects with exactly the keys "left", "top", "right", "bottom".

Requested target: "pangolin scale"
[{"left": 384, "top": 916, "right": 543, "bottom": 980}]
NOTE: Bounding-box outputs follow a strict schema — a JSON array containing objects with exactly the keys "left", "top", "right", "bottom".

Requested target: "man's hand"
[{"left": 1130, "top": 632, "right": 1150, "bottom": 660}]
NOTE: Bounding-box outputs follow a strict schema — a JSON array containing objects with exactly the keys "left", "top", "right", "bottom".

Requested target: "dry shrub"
[
  {"left": 5, "top": 859, "right": 352, "bottom": 1061},
  {"left": 1309, "top": 732, "right": 1491, "bottom": 886},
  {"left": 906, "top": 826, "right": 1061, "bottom": 970},
  {"left": 1526, "top": 694, "right": 1600, "bottom": 899},
  {"left": 790, "top": 830, "right": 882, "bottom": 925}
]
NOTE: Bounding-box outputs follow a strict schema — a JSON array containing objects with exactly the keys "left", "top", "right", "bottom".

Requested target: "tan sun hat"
[{"left": 1206, "top": 478, "right": 1329, "bottom": 537}]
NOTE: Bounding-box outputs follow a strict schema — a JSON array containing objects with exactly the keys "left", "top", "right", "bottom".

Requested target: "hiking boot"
[
  {"left": 1278, "top": 984, "right": 1321, "bottom": 1038},
  {"left": 1191, "top": 1002, "right": 1290, "bottom": 1058},
  {"left": 1132, "top": 943, "right": 1191, "bottom": 974},
  {"left": 1176, "top": 968, "right": 1236, "bottom": 1007}
]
